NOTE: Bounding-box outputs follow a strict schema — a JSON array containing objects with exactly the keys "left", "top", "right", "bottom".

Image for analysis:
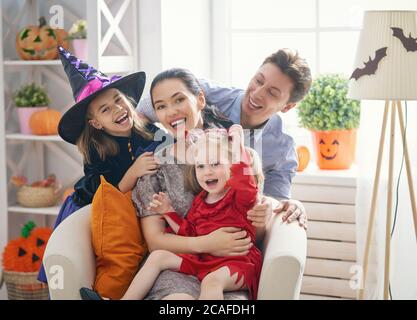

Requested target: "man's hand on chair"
[{"left": 273, "top": 199, "right": 307, "bottom": 230}]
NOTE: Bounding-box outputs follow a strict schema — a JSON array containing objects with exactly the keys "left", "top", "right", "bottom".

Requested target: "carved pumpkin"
[
  {"left": 29, "top": 109, "right": 62, "bottom": 135},
  {"left": 54, "top": 28, "right": 69, "bottom": 51},
  {"left": 2, "top": 221, "right": 52, "bottom": 272},
  {"left": 296, "top": 146, "right": 310, "bottom": 172},
  {"left": 312, "top": 129, "right": 357, "bottom": 170},
  {"left": 16, "top": 17, "right": 59, "bottom": 60}
]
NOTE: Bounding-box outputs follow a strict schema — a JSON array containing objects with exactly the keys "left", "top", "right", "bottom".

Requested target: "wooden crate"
[{"left": 293, "top": 169, "right": 358, "bottom": 300}]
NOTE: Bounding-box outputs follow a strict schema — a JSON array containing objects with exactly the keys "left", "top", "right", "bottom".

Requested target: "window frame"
[{"left": 210, "top": 0, "right": 362, "bottom": 143}]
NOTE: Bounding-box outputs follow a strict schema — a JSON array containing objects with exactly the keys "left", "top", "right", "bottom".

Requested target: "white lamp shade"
[{"left": 348, "top": 11, "right": 417, "bottom": 100}]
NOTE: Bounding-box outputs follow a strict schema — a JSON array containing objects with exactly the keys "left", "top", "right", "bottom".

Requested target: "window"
[{"left": 211, "top": 0, "right": 417, "bottom": 147}]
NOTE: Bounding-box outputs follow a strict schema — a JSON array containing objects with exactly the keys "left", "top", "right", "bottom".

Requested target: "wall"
[
  {"left": 161, "top": 0, "right": 211, "bottom": 79},
  {"left": 137, "top": 0, "right": 211, "bottom": 88}
]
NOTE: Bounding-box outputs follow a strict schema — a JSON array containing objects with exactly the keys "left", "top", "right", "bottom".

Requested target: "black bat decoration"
[
  {"left": 391, "top": 27, "right": 417, "bottom": 52},
  {"left": 350, "top": 47, "right": 387, "bottom": 80}
]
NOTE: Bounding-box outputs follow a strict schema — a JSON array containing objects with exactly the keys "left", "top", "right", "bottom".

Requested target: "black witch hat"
[{"left": 57, "top": 46, "right": 146, "bottom": 144}]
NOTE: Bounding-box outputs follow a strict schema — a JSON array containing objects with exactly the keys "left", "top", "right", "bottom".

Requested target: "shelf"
[
  {"left": 8, "top": 205, "right": 61, "bottom": 216},
  {"left": 3, "top": 60, "right": 61, "bottom": 66},
  {"left": 294, "top": 164, "right": 357, "bottom": 187},
  {"left": 6, "top": 133, "right": 63, "bottom": 142}
]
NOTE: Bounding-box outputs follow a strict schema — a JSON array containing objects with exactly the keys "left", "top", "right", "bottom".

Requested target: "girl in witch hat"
[{"left": 38, "top": 46, "right": 164, "bottom": 283}]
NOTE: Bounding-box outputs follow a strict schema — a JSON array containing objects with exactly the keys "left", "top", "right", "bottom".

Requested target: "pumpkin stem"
[
  {"left": 39, "top": 16, "right": 47, "bottom": 27},
  {"left": 21, "top": 221, "right": 36, "bottom": 238}
]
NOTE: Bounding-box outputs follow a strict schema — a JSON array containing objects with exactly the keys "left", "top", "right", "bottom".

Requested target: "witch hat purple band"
[
  {"left": 57, "top": 46, "right": 146, "bottom": 145},
  {"left": 58, "top": 46, "right": 122, "bottom": 102}
]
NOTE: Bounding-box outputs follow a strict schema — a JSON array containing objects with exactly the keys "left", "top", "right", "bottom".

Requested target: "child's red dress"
[{"left": 163, "top": 158, "right": 262, "bottom": 299}]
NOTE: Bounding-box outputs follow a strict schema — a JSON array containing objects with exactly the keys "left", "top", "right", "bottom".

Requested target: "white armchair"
[{"left": 43, "top": 204, "right": 306, "bottom": 300}]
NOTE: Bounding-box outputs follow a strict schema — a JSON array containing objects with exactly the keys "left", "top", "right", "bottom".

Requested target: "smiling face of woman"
[
  {"left": 87, "top": 88, "right": 134, "bottom": 137},
  {"left": 152, "top": 78, "right": 205, "bottom": 138}
]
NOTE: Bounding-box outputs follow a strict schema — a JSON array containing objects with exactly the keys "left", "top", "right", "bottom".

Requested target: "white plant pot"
[{"left": 71, "top": 39, "right": 88, "bottom": 61}]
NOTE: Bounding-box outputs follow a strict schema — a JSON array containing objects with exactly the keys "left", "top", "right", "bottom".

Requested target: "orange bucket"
[{"left": 311, "top": 129, "right": 357, "bottom": 170}]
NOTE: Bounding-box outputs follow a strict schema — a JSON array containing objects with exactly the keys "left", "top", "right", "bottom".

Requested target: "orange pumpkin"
[
  {"left": 16, "top": 17, "right": 59, "bottom": 60},
  {"left": 54, "top": 28, "right": 69, "bottom": 51},
  {"left": 2, "top": 221, "right": 52, "bottom": 272},
  {"left": 29, "top": 109, "right": 62, "bottom": 135},
  {"left": 296, "top": 146, "right": 310, "bottom": 172},
  {"left": 62, "top": 187, "right": 74, "bottom": 202},
  {"left": 312, "top": 129, "right": 357, "bottom": 170}
]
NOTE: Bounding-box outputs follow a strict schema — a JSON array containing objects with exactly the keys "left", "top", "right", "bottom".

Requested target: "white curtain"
[{"left": 356, "top": 100, "right": 417, "bottom": 299}]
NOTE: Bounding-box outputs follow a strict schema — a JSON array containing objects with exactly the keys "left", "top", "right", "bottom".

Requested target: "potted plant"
[
  {"left": 297, "top": 74, "right": 361, "bottom": 170},
  {"left": 68, "top": 19, "right": 87, "bottom": 60},
  {"left": 14, "top": 83, "right": 50, "bottom": 134}
]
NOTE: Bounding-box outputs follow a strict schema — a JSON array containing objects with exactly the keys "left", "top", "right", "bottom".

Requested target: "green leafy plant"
[
  {"left": 14, "top": 83, "right": 50, "bottom": 107},
  {"left": 67, "top": 19, "right": 87, "bottom": 40},
  {"left": 297, "top": 74, "right": 360, "bottom": 131}
]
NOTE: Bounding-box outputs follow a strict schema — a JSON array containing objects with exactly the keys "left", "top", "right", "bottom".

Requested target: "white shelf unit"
[
  {"left": 4, "top": 60, "right": 62, "bottom": 66},
  {"left": 8, "top": 205, "right": 60, "bottom": 216},
  {"left": 293, "top": 165, "right": 358, "bottom": 300},
  {"left": 1, "top": 1, "right": 140, "bottom": 299},
  {"left": 6, "top": 134, "right": 62, "bottom": 141}
]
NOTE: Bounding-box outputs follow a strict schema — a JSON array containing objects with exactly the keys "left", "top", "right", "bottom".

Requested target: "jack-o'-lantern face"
[
  {"left": 27, "top": 228, "right": 52, "bottom": 268},
  {"left": 15, "top": 17, "right": 58, "bottom": 60},
  {"left": 312, "top": 129, "right": 357, "bottom": 170},
  {"left": 319, "top": 138, "right": 339, "bottom": 160},
  {"left": 2, "top": 223, "right": 52, "bottom": 273}
]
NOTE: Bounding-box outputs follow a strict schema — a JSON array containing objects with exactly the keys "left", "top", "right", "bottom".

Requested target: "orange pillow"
[{"left": 91, "top": 176, "right": 147, "bottom": 299}]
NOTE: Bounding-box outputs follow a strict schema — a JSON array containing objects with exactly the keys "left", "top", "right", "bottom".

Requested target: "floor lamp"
[{"left": 348, "top": 10, "right": 417, "bottom": 300}]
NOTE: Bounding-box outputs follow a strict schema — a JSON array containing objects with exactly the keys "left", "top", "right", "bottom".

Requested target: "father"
[{"left": 137, "top": 48, "right": 312, "bottom": 229}]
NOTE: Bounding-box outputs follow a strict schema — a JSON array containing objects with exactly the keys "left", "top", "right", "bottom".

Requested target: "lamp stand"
[{"left": 359, "top": 100, "right": 417, "bottom": 300}]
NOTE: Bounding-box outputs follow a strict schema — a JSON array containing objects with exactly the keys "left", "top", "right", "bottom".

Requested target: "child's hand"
[
  {"left": 228, "top": 124, "right": 244, "bottom": 163},
  {"left": 247, "top": 196, "right": 272, "bottom": 229},
  {"left": 146, "top": 192, "right": 174, "bottom": 214},
  {"left": 228, "top": 124, "right": 244, "bottom": 145},
  {"left": 132, "top": 152, "right": 159, "bottom": 178}
]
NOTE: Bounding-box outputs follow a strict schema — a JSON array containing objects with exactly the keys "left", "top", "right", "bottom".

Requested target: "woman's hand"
[
  {"left": 273, "top": 199, "right": 307, "bottom": 230},
  {"left": 146, "top": 192, "right": 174, "bottom": 214},
  {"left": 132, "top": 152, "right": 159, "bottom": 178},
  {"left": 203, "top": 227, "right": 253, "bottom": 257}
]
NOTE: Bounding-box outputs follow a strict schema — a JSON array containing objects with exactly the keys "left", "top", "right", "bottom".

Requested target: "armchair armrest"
[
  {"left": 257, "top": 213, "right": 307, "bottom": 300},
  {"left": 43, "top": 205, "right": 95, "bottom": 300}
]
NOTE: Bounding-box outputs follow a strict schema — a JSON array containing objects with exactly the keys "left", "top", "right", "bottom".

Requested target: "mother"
[{"left": 133, "top": 68, "right": 301, "bottom": 300}]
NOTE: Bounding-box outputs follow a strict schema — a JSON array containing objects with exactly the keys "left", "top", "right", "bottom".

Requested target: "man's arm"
[
  {"left": 136, "top": 93, "right": 158, "bottom": 123},
  {"left": 198, "top": 78, "right": 243, "bottom": 119},
  {"left": 264, "top": 157, "right": 308, "bottom": 229},
  {"left": 263, "top": 168, "right": 296, "bottom": 200},
  {"left": 262, "top": 131, "right": 298, "bottom": 200}
]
